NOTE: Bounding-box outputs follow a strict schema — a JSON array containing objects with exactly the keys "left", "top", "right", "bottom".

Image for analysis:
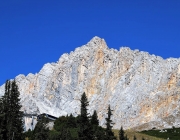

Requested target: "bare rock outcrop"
[{"left": 1, "top": 36, "right": 180, "bottom": 131}]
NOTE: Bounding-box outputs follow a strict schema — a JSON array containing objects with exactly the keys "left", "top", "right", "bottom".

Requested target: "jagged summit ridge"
[{"left": 1, "top": 36, "right": 180, "bottom": 131}]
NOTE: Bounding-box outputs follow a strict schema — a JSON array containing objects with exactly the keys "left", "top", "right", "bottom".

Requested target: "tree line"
[{"left": 0, "top": 80, "right": 143, "bottom": 140}]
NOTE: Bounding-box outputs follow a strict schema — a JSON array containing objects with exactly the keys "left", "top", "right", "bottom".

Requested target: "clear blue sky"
[{"left": 0, "top": 0, "right": 180, "bottom": 85}]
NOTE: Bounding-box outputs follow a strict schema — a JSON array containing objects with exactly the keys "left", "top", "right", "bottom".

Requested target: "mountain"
[{"left": 1, "top": 36, "right": 180, "bottom": 131}]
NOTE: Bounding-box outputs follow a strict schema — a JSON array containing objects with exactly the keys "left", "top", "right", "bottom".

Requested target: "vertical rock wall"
[{"left": 1, "top": 36, "right": 180, "bottom": 130}]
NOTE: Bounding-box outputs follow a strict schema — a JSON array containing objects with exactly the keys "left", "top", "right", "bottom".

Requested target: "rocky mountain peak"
[
  {"left": 88, "top": 36, "right": 107, "bottom": 48},
  {"left": 1, "top": 37, "right": 180, "bottom": 131}
]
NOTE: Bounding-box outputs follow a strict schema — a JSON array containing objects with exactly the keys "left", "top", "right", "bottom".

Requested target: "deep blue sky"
[{"left": 0, "top": 0, "right": 180, "bottom": 85}]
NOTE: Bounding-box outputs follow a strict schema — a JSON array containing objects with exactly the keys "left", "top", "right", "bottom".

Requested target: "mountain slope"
[{"left": 1, "top": 36, "right": 180, "bottom": 130}]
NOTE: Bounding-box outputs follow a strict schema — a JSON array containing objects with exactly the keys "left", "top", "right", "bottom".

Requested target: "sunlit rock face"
[{"left": 1, "top": 36, "right": 180, "bottom": 130}]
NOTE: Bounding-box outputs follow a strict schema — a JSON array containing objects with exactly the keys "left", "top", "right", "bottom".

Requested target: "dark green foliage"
[
  {"left": 54, "top": 116, "right": 69, "bottom": 131},
  {"left": 91, "top": 110, "right": 99, "bottom": 126},
  {"left": 25, "top": 93, "right": 116, "bottom": 140},
  {"left": 59, "top": 128, "right": 74, "bottom": 140},
  {"left": 90, "top": 110, "right": 107, "bottom": 140},
  {"left": 78, "top": 92, "right": 94, "bottom": 140},
  {"left": 119, "top": 126, "right": 125, "bottom": 140},
  {"left": 0, "top": 97, "right": 5, "bottom": 139},
  {"left": 133, "top": 135, "right": 137, "bottom": 140},
  {"left": 125, "top": 135, "right": 129, "bottom": 140},
  {"left": 48, "top": 130, "right": 61, "bottom": 140},
  {"left": 105, "top": 105, "right": 116, "bottom": 140},
  {"left": 0, "top": 81, "right": 10, "bottom": 140},
  {"left": 24, "top": 129, "right": 34, "bottom": 140},
  {"left": 0, "top": 80, "right": 24, "bottom": 140},
  {"left": 10, "top": 80, "right": 24, "bottom": 139},
  {"left": 53, "top": 115, "right": 79, "bottom": 139},
  {"left": 105, "top": 105, "right": 113, "bottom": 130},
  {"left": 80, "top": 92, "right": 89, "bottom": 122},
  {"left": 93, "top": 126, "right": 106, "bottom": 140},
  {"left": 141, "top": 127, "right": 180, "bottom": 140},
  {"left": 53, "top": 112, "right": 106, "bottom": 140},
  {"left": 33, "top": 116, "right": 50, "bottom": 140},
  {"left": 67, "top": 114, "right": 77, "bottom": 128}
]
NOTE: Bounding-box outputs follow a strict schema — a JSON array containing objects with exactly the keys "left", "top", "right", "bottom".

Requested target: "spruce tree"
[
  {"left": 59, "top": 128, "right": 74, "bottom": 140},
  {"left": 33, "top": 116, "right": 49, "bottom": 140},
  {"left": 0, "top": 97, "right": 5, "bottom": 139},
  {"left": 0, "top": 80, "right": 10, "bottom": 140},
  {"left": 105, "top": 105, "right": 116, "bottom": 140},
  {"left": 90, "top": 110, "right": 106, "bottom": 139},
  {"left": 119, "top": 126, "right": 125, "bottom": 140},
  {"left": 10, "top": 80, "right": 24, "bottom": 139},
  {"left": 78, "top": 92, "right": 93, "bottom": 140},
  {"left": 65, "top": 129, "right": 74, "bottom": 140},
  {"left": 0, "top": 80, "right": 24, "bottom": 140},
  {"left": 67, "top": 114, "right": 77, "bottom": 128},
  {"left": 90, "top": 110, "right": 99, "bottom": 126}
]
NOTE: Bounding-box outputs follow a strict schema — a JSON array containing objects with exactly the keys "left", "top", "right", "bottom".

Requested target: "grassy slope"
[
  {"left": 140, "top": 128, "right": 180, "bottom": 140},
  {"left": 113, "top": 129, "right": 165, "bottom": 140},
  {"left": 25, "top": 130, "right": 166, "bottom": 140}
]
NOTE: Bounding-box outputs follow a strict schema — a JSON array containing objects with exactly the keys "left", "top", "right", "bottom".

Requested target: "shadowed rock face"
[{"left": 1, "top": 36, "right": 180, "bottom": 130}]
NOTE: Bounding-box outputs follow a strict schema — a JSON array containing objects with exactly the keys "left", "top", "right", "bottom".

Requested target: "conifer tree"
[
  {"left": 9, "top": 80, "right": 24, "bottom": 139},
  {"left": 0, "top": 80, "right": 10, "bottom": 140},
  {"left": 0, "top": 97, "right": 4, "bottom": 139},
  {"left": 90, "top": 110, "right": 106, "bottom": 139},
  {"left": 133, "top": 135, "right": 137, "bottom": 140},
  {"left": 91, "top": 110, "right": 99, "bottom": 126},
  {"left": 33, "top": 116, "right": 49, "bottom": 140},
  {"left": 0, "top": 80, "right": 24, "bottom": 140},
  {"left": 60, "top": 128, "right": 74, "bottom": 140},
  {"left": 119, "top": 126, "right": 125, "bottom": 140},
  {"left": 67, "top": 114, "right": 76, "bottom": 128},
  {"left": 105, "top": 105, "right": 116, "bottom": 140},
  {"left": 78, "top": 92, "right": 93, "bottom": 140},
  {"left": 59, "top": 127, "right": 67, "bottom": 140},
  {"left": 65, "top": 129, "right": 74, "bottom": 140}
]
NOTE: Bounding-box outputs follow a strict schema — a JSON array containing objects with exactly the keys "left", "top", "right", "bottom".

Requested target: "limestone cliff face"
[{"left": 1, "top": 36, "right": 180, "bottom": 130}]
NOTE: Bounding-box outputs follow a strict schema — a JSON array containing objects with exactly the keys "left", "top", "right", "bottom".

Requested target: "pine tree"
[
  {"left": 91, "top": 110, "right": 99, "bottom": 126},
  {"left": 78, "top": 92, "right": 93, "bottom": 140},
  {"left": 119, "top": 126, "right": 125, "bottom": 140},
  {"left": 90, "top": 110, "right": 106, "bottom": 139},
  {"left": 94, "top": 126, "right": 106, "bottom": 140},
  {"left": 0, "top": 80, "right": 10, "bottom": 140},
  {"left": 59, "top": 128, "right": 74, "bottom": 140},
  {"left": 105, "top": 105, "right": 116, "bottom": 140},
  {"left": 33, "top": 116, "right": 49, "bottom": 140},
  {"left": 67, "top": 114, "right": 77, "bottom": 128},
  {"left": 142, "top": 137, "right": 145, "bottom": 140},
  {"left": 0, "top": 80, "right": 24, "bottom": 140},
  {"left": 133, "top": 135, "right": 137, "bottom": 140},
  {"left": 0, "top": 97, "right": 5, "bottom": 139},
  {"left": 10, "top": 80, "right": 24, "bottom": 139},
  {"left": 65, "top": 129, "right": 73, "bottom": 140}
]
